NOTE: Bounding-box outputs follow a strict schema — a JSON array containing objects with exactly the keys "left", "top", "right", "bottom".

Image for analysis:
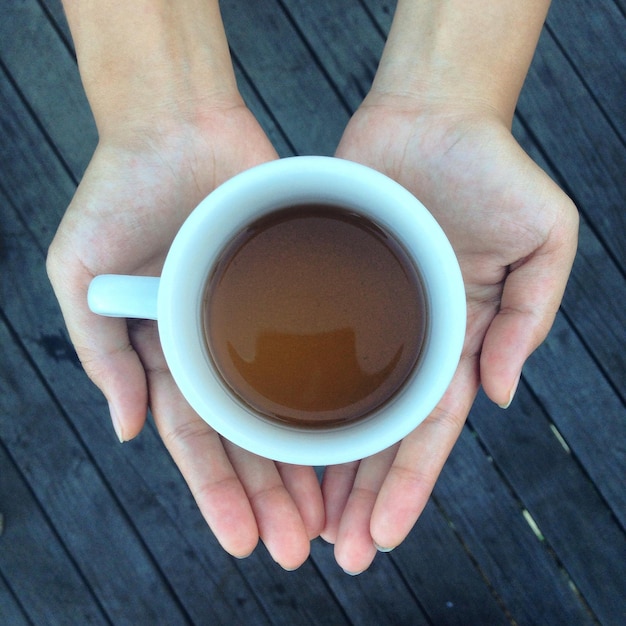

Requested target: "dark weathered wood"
[
  {"left": 511, "top": 119, "right": 626, "bottom": 526},
  {"left": 1, "top": 0, "right": 624, "bottom": 623},
  {"left": 220, "top": 0, "right": 351, "bottom": 156},
  {"left": 0, "top": 4, "right": 530, "bottom": 625},
  {"left": 518, "top": 28, "right": 626, "bottom": 266},
  {"left": 277, "top": 0, "right": 385, "bottom": 114},
  {"left": 523, "top": 314, "right": 626, "bottom": 526},
  {"left": 388, "top": 500, "right": 510, "bottom": 625},
  {"left": 513, "top": 117, "right": 626, "bottom": 399},
  {"left": 360, "top": 0, "right": 396, "bottom": 34},
  {"left": 0, "top": 575, "right": 31, "bottom": 626},
  {"left": 471, "top": 382, "right": 626, "bottom": 625},
  {"left": 513, "top": 116, "right": 626, "bottom": 533},
  {"left": 0, "top": 0, "right": 96, "bottom": 178},
  {"left": 0, "top": 322, "right": 192, "bottom": 624},
  {"left": 0, "top": 434, "right": 107, "bottom": 625},
  {"left": 545, "top": 0, "right": 626, "bottom": 142},
  {"left": 308, "top": 540, "right": 432, "bottom": 626},
  {"left": 434, "top": 427, "right": 596, "bottom": 626}
]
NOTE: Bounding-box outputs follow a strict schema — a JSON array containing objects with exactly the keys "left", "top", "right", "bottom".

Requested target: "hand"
[
  {"left": 321, "top": 97, "right": 579, "bottom": 573},
  {"left": 46, "top": 106, "right": 324, "bottom": 569}
]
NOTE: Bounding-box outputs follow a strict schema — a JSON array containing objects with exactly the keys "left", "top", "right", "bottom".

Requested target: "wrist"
[
  {"left": 371, "top": 0, "right": 551, "bottom": 126},
  {"left": 64, "top": 0, "right": 241, "bottom": 138}
]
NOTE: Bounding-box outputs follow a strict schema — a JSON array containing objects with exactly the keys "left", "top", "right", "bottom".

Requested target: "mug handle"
[{"left": 88, "top": 275, "right": 160, "bottom": 320}]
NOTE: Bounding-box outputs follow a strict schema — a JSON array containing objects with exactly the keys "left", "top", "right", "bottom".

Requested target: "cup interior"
[{"left": 157, "top": 156, "right": 465, "bottom": 465}]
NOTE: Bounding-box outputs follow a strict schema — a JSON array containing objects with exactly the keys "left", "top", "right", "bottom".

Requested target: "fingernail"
[
  {"left": 498, "top": 374, "right": 521, "bottom": 410},
  {"left": 374, "top": 543, "right": 395, "bottom": 553},
  {"left": 109, "top": 402, "right": 125, "bottom": 443},
  {"left": 342, "top": 569, "right": 364, "bottom": 576}
]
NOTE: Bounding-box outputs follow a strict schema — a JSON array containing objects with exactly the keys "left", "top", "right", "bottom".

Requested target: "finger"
[
  {"left": 369, "top": 355, "right": 480, "bottom": 551},
  {"left": 160, "top": 415, "right": 259, "bottom": 559},
  {"left": 276, "top": 463, "right": 325, "bottom": 540},
  {"left": 226, "top": 444, "right": 312, "bottom": 570},
  {"left": 319, "top": 461, "right": 360, "bottom": 544},
  {"left": 87, "top": 319, "right": 149, "bottom": 441},
  {"left": 332, "top": 444, "right": 399, "bottom": 574},
  {"left": 481, "top": 205, "right": 578, "bottom": 407},
  {"left": 46, "top": 251, "right": 148, "bottom": 441},
  {"left": 133, "top": 322, "right": 260, "bottom": 558},
  {"left": 153, "top": 389, "right": 260, "bottom": 559}
]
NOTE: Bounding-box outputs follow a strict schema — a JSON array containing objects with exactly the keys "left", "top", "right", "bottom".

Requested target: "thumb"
[
  {"left": 77, "top": 317, "right": 149, "bottom": 442},
  {"left": 480, "top": 205, "right": 578, "bottom": 408},
  {"left": 47, "top": 249, "right": 148, "bottom": 442}
]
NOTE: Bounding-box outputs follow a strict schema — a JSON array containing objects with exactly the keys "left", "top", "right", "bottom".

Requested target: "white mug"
[{"left": 88, "top": 156, "right": 466, "bottom": 465}]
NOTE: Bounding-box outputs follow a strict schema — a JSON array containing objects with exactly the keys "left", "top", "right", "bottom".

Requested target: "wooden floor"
[{"left": 1, "top": 0, "right": 625, "bottom": 624}]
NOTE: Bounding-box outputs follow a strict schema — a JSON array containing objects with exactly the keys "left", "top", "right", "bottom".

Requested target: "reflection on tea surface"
[{"left": 227, "top": 328, "right": 404, "bottom": 424}]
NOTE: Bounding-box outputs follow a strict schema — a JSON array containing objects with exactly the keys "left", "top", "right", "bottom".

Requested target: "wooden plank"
[
  {"left": 360, "top": 0, "right": 395, "bottom": 34},
  {"left": 388, "top": 500, "right": 510, "bottom": 625},
  {"left": 309, "top": 540, "right": 431, "bottom": 626},
  {"left": 308, "top": 496, "right": 511, "bottom": 625},
  {"left": 0, "top": 577, "right": 30, "bottom": 626},
  {"left": 562, "top": 216, "right": 626, "bottom": 396},
  {"left": 523, "top": 314, "right": 626, "bottom": 527},
  {"left": 471, "top": 382, "right": 626, "bottom": 625},
  {"left": 514, "top": 116, "right": 626, "bottom": 524},
  {"left": 0, "top": 321, "right": 191, "bottom": 624},
  {"left": 0, "top": 0, "right": 96, "bottom": 178},
  {"left": 232, "top": 54, "right": 297, "bottom": 158},
  {"left": 230, "top": 548, "right": 354, "bottom": 625},
  {"left": 477, "top": 102, "right": 626, "bottom": 624},
  {"left": 546, "top": 0, "right": 626, "bottom": 142},
  {"left": 518, "top": 29, "right": 626, "bottom": 266},
  {"left": 220, "top": 0, "right": 350, "bottom": 156},
  {"left": 278, "top": 0, "right": 386, "bottom": 113},
  {"left": 0, "top": 65, "right": 75, "bottom": 240},
  {"left": 0, "top": 436, "right": 107, "bottom": 625},
  {"left": 37, "top": 0, "right": 74, "bottom": 50},
  {"left": 513, "top": 118, "right": 626, "bottom": 521},
  {"left": 513, "top": 116, "right": 626, "bottom": 398},
  {"left": 434, "top": 428, "right": 595, "bottom": 625},
  {"left": 309, "top": 498, "right": 512, "bottom": 626}
]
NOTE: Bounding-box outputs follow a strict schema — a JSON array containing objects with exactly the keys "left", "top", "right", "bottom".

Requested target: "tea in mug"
[{"left": 203, "top": 205, "right": 427, "bottom": 427}]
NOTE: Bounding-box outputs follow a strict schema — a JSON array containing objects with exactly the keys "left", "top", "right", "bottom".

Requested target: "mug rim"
[{"left": 157, "top": 156, "right": 466, "bottom": 465}]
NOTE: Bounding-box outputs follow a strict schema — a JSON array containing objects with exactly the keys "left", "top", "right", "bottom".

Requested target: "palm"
[
  {"left": 48, "top": 106, "right": 324, "bottom": 569},
  {"left": 324, "top": 103, "right": 578, "bottom": 573},
  {"left": 58, "top": 108, "right": 276, "bottom": 276}
]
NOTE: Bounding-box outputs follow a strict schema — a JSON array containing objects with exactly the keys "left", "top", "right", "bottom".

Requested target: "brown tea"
[{"left": 203, "top": 205, "right": 427, "bottom": 428}]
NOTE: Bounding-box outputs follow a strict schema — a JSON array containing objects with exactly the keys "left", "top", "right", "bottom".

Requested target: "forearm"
[
  {"left": 372, "top": 0, "right": 551, "bottom": 124},
  {"left": 62, "top": 0, "right": 240, "bottom": 136}
]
